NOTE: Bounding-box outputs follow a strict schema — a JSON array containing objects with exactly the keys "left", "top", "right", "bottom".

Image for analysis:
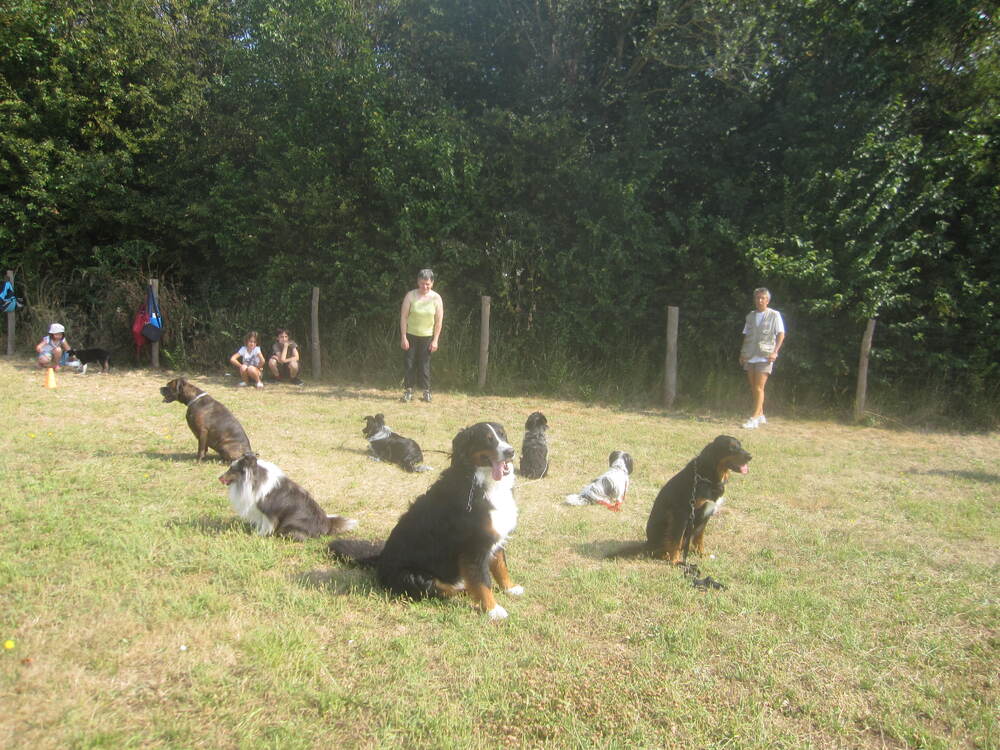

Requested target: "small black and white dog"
[
  {"left": 519, "top": 411, "right": 549, "bottom": 479},
  {"left": 565, "top": 450, "right": 634, "bottom": 511},
  {"left": 219, "top": 453, "right": 358, "bottom": 540},
  {"left": 66, "top": 348, "right": 111, "bottom": 374},
  {"left": 362, "top": 413, "right": 430, "bottom": 472}
]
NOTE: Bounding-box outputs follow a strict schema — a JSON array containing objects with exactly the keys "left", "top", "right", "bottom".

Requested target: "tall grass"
[{"left": 3, "top": 278, "right": 997, "bottom": 428}]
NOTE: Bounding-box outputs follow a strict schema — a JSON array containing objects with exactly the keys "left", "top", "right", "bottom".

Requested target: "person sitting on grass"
[
  {"left": 35, "top": 323, "right": 75, "bottom": 370},
  {"left": 230, "top": 330, "right": 265, "bottom": 389},
  {"left": 267, "top": 328, "right": 303, "bottom": 385}
]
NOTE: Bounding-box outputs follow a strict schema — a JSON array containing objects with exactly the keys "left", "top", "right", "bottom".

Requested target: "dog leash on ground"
[{"left": 681, "top": 457, "right": 726, "bottom": 591}]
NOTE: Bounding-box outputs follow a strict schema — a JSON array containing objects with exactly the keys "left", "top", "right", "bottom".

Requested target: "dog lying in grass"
[
  {"left": 362, "top": 413, "right": 430, "bottom": 472},
  {"left": 565, "top": 450, "right": 633, "bottom": 511}
]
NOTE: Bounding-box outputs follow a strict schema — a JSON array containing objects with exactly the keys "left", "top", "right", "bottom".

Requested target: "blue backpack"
[
  {"left": 141, "top": 284, "right": 164, "bottom": 342},
  {"left": 0, "top": 280, "right": 22, "bottom": 313}
]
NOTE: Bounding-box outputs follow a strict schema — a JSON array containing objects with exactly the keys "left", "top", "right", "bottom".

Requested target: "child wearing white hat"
[{"left": 35, "top": 323, "right": 75, "bottom": 369}]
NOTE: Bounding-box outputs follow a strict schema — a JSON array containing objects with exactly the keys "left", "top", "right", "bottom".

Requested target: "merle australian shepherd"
[
  {"left": 330, "top": 421, "right": 522, "bottom": 620},
  {"left": 219, "top": 453, "right": 358, "bottom": 541},
  {"left": 519, "top": 411, "right": 549, "bottom": 479},
  {"left": 66, "top": 348, "right": 111, "bottom": 374},
  {"left": 565, "top": 450, "right": 634, "bottom": 511},
  {"left": 362, "top": 413, "right": 430, "bottom": 473}
]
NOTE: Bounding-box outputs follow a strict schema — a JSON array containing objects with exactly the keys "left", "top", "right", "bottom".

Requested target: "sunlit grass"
[{"left": 1, "top": 360, "right": 997, "bottom": 749}]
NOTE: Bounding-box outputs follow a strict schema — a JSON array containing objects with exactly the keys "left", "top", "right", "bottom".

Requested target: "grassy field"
[{"left": 1, "top": 359, "right": 997, "bottom": 749}]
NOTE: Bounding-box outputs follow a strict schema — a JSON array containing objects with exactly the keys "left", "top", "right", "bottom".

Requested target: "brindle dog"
[{"left": 160, "top": 377, "right": 252, "bottom": 461}]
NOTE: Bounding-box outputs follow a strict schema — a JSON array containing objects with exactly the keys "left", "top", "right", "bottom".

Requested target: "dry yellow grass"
[{"left": 1, "top": 359, "right": 997, "bottom": 749}]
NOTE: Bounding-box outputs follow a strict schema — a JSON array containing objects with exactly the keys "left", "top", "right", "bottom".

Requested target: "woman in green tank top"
[{"left": 399, "top": 269, "right": 444, "bottom": 402}]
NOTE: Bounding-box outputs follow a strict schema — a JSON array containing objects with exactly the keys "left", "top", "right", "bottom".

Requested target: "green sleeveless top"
[{"left": 407, "top": 295, "right": 437, "bottom": 337}]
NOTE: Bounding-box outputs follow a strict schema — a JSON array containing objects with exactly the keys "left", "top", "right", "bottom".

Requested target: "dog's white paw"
[
  {"left": 342, "top": 518, "right": 359, "bottom": 531},
  {"left": 564, "top": 494, "right": 586, "bottom": 506},
  {"left": 487, "top": 605, "right": 509, "bottom": 620},
  {"left": 505, "top": 585, "right": 524, "bottom": 596}
]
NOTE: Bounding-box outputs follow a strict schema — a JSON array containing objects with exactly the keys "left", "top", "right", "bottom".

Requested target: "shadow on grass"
[
  {"left": 914, "top": 469, "right": 1000, "bottom": 484},
  {"left": 167, "top": 515, "right": 249, "bottom": 535},
  {"left": 574, "top": 538, "right": 645, "bottom": 560},
  {"left": 140, "top": 450, "right": 231, "bottom": 463},
  {"left": 295, "top": 566, "right": 380, "bottom": 596}
]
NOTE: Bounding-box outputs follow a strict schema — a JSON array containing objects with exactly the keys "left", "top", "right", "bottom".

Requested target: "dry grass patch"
[{"left": 1, "top": 360, "right": 997, "bottom": 749}]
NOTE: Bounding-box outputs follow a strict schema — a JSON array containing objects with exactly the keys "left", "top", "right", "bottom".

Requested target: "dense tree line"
[{"left": 2, "top": 0, "right": 997, "bottom": 422}]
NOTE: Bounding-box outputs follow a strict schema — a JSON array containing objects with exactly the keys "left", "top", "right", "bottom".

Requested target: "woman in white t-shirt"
[
  {"left": 738, "top": 288, "right": 785, "bottom": 429},
  {"left": 229, "top": 330, "right": 265, "bottom": 388}
]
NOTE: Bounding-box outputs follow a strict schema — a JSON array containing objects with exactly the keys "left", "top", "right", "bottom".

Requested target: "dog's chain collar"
[
  {"left": 188, "top": 392, "right": 209, "bottom": 405},
  {"left": 681, "top": 458, "right": 726, "bottom": 591}
]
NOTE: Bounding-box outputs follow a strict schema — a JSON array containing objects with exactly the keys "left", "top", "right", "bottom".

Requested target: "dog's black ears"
[
  {"left": 451, "top": 426, "right": 470, "bottom": 460},
  {"left": 240, "top": 452, "right": 258, "bottom": 466},
  {"left": 711, "top": 434, "right": 741, "bottom": 451},
  {"left": 609, "top": 450, "right": 634, "bottom": 475},
  {"left": 375, "top": 413, "right": 384, "bottom": 421}
]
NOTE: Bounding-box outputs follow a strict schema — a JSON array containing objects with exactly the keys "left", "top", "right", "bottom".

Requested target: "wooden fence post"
[
  {"left": 149, "top": 278, "right": 160, "bottom": 369},
  {"left": 664, "top": 305, "right": 679, "bottom": 408},
  {"left": 478, "top": 295, "right": 491, "bottom": 389},
  {"left": 5, "top": 270, "right": 14, "bottom": 356},
  {"left": 310, "top": 287, "right": 321, "bottom": 380},
  {"left": 853, "top": 318, "right": 877, "bottom": 423}
]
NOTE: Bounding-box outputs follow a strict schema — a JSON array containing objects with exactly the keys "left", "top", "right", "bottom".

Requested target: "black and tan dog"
[
  {"left": 160, "top": 377, "right": 252, "bottom": 461},
  {"left": 330, "top": 422, "right": 522, "bottom": 620},
  {"left": 66, "top": 348, "right": 111, "bottom": 374},
  {"left": 644, "top": 435, "right": 751, "bottom": 563}
]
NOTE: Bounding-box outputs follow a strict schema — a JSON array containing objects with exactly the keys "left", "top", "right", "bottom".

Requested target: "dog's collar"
[
  {"left": 188, "top": 391, "right": 210, "bottom": 405},
  {"left": 366, "top": 426, "right": 392, "bottom": 442}
]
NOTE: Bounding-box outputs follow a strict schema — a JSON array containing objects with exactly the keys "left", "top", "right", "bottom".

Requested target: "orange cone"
[{"left": 45, "top": 368, "right": 57, "bottom": 389}]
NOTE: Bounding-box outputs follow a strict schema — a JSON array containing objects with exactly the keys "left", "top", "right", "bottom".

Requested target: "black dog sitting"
[
  {"left": 362, "top": 413, "right": 430, "bottom": 473},
  {"left": 66, "top": 348, "right": 111, "bottom": 374},
  {"left": 519, "top": 411, "right": 549, "bottom": 479}
]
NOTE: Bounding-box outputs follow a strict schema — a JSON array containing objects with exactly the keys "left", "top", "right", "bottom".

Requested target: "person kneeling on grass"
[
  {"left": 35, "top": 323, "right": 78, "bottom": 370},
  {"left": 267, "top": 328, "right": 303, "bottom": 386},
  {"left": 230, "top": 330, "right": 265, "bottom": 389}
]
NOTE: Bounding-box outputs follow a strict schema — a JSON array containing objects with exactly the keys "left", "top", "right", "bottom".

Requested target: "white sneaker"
[
  {"left": 758, "top": 415, "right": 767, "bottom": 425},
  {"left": 255, "top": 381, "right": 264, "bottom": 389},
  {"left": 742, "top": 417, "right": 760, "bottom": 429},
  {"left": 237, "top": 382, "right": 247, "bottom": 387}
]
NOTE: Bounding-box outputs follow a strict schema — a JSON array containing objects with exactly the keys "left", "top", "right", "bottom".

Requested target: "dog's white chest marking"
[{"left": 486, "top": 482, "right": 518, "bottom": 547}]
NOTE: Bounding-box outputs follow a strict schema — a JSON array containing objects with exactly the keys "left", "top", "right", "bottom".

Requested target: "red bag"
[{"left": 131, "top": 306, "right": 149, "bottom": 355}]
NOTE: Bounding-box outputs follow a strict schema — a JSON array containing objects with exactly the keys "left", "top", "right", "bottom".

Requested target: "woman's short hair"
[
  {"left": 275, "top": 327, "right": 290, "bottom": 337},
  {"left": 245, "top": 330, "right": 259, "bottom": 343},
  {"left": 417, "top": 269, "right": 435, "bottom": 282},
  {"left": 753, "top": 287, "right": 771, "bottom": 298}
]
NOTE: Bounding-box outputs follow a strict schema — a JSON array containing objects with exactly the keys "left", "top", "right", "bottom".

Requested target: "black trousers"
[{"left": 403, "top": 334, "right": 432, "bottom": 391}]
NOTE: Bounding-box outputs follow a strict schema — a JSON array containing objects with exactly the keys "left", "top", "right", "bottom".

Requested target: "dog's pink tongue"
[
  {"left": 739, "top": 464, "right": 749, "bottom": 475},
  {"left": 492, "top": 460, "right": 506, "bottom": 481}
]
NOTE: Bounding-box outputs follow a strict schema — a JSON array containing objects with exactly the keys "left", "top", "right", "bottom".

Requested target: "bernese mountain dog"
[
  {"left": 645, "top": 435, "right": 751, "bottom": 562},
  {"left": 329, "top": 421, "right": 522, "bottom": 620}
]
